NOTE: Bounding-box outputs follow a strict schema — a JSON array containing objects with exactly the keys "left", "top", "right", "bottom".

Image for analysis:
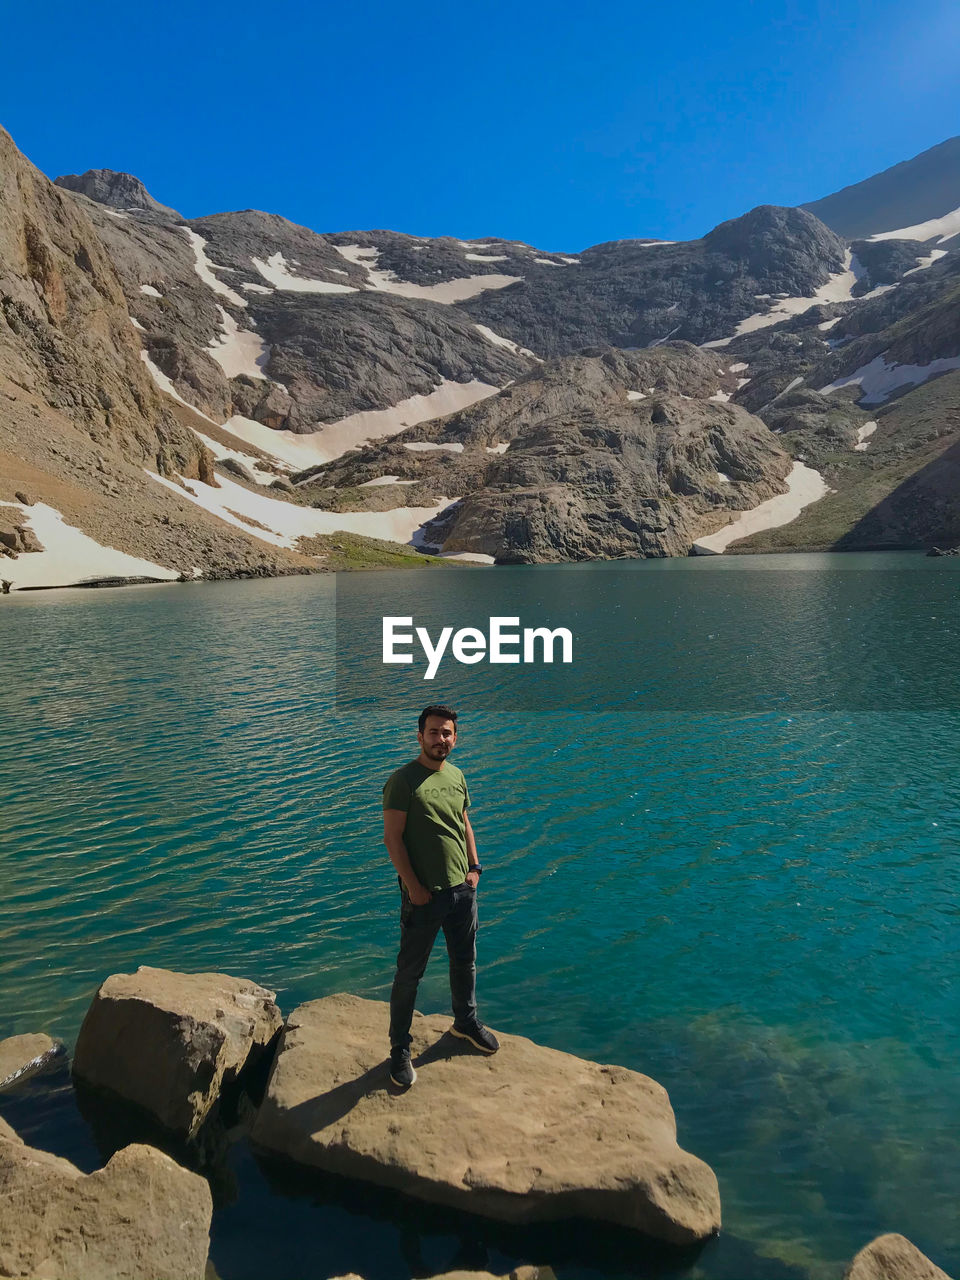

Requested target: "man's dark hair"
[{"left": 419, "top": 704, "right": 458, "bottom": 733}]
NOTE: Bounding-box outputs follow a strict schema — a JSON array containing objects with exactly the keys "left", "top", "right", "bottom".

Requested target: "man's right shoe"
[
  {"left": 450, "top": 1020, "right": 500, "bottom": 1054},
  {"left": 389, "top": 1047, "right": 416, "bottom": 1088}
]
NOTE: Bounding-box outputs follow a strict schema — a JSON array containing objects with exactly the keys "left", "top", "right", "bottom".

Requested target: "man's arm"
[
  {"left": 464, "top": 810, "right": 480, "bottom": 887},
  {"left": 384, "top": 809, "right": 431, "bottom": 904}
]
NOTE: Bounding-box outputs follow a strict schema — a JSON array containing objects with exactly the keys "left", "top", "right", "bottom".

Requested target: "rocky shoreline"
[{"left": 0, "top": 966, "right": 952, "bottom": 1280}]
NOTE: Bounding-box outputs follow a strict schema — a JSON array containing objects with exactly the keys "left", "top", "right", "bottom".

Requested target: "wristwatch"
[{"left": 467, "top": 864, "right": 483, "bottom": 876}]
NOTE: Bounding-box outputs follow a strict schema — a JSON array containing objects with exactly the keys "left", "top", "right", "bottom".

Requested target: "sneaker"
[
  {"left": 450, "top": 1020, "right": 500, "bottom": 1054},
  {"left": 389, "top": 1047, "right": 416, "bottom": 1088}
]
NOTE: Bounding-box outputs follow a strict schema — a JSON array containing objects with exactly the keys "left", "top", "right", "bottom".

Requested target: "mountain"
[
  {"left": 55, "top": 168, "right": 182, "bottom": 222},
  {"left": 802, "top": 136, "right": 960, "bottom": 240},
  {"left": 1, "top": 122, "right": 959, "bottom": 586}
]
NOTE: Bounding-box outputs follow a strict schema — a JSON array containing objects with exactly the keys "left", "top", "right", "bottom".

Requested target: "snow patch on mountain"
[
  {"left": 182, "top": 228, "right": 248, "bottom": 307},
  {"left": 903, "top": 248, "right": 949, "bottom": 276},
  {"left": 335, "top": 244, "right": 522, "bottom": 304},
  {"left": 819, "top": 353, "right": 960, "bottom": 405},
  {"left": 0, "top": 500, "right": 179, "bottom": 589},
  {"left": 139, "top": 284, "right": 162, "bottom": 297},
  {"left": 854, "top": 422, "right": 878, "bottom": 450},
  {"left": 474, "top": 324, "right": 538, "bottom": 359},
  {"left": 464, "top": 253, "right": 508, "bottom": 262},
  {"left": 218, "top": 379, "right": 499, "bottom": 468},
  {"left": 251, "top": 251, "right": 357, "bottom": 294},
  {"left": 868, "top": 204, "right": 960, "bottom": 246},
  {"left": 147, "top": 469, "right": 454, "bottom": 550},
  {"left": 403, "top": 441, "right": 465, "bottom": 454},
  {"left": 206, "top": 306, "right": 270, "bottom": 380},
  {"left": 691, "top": 463, "right": 829, "bottom": 554}
]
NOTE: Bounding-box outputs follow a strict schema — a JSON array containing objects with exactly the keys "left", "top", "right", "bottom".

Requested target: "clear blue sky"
[{"left": 3, "top": 0, "right": 957, "bottom": 250}]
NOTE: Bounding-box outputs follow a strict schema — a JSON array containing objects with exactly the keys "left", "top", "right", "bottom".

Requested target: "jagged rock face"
[
  {"left": 316, "top": 346, "right": 792, "bottom": 561},
  {"left": 239, "top": 291, "right": 527, "bottom": 430},
  {"left": 461, "top": 206, "right": 847, "bottom": 355},
  {"left": 0, "top": 128, "right": 207, "bottom": 480},
  {"left": 55, "top": 167, "right": 182, "bottom": 220},
  {"left": 64, "top": 200, "right": 533, "bottom": 429}
]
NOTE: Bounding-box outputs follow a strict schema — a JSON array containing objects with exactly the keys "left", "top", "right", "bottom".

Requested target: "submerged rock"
[
  {"left": 0, "top": 1033, "right": 63, "bottom": 1089},
  {"left": 844, "top": 1233, "right": 954, "bottom": 1279},
  {"left": 251, "top": 993, "right": 721, "bottom": 1245},
  {"left": 0, "top": 1119, "right": 211, "bottom": 1279},
  {"left": 72, "top": 966, "right": 283, "bottom": 1138}
]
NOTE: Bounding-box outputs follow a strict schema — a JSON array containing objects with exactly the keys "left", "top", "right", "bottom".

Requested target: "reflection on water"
[{"left": 1, "top": 557, "right": 959, "bottom": 1280}]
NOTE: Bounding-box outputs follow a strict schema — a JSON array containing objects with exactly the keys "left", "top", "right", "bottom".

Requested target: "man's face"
[{"left": 418, "top": 716, "right": 457, "bottom": 762}]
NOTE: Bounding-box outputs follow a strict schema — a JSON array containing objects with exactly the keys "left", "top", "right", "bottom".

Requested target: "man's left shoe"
[{"left": 451, "top": 1020, "right": 500, "bottom": 1054}]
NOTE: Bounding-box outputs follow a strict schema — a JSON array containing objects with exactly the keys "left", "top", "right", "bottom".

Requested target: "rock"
[
  {"left": 926, "top": 546, "right": 959, "bottom": 557},
  {"left": 269, "top": 476, "right": 295, "bottom": 492},
  {"left": 331, "top": 1270, "right": 553, "bottom": 1280},
  {"left": 218, "top": 456, "right": 257, "bottom": 483},
  {"left": 843, "top": 1233, "right": 954, "bottom": 1280},
  {"left": 0, "top": 520, "right": 44, "bottom": 557},
  {"left": 251, "top": 993, "right": 721, "bottom": 1245},
  {"left": 0, "top": 1033, "right": 63, "bottom": 1088},
  {"left": 72, "top": 966, "right": 283, "bottom": 1138},
  {"left": 13, "top": 490, "right": 33, "bottom": 505},
  {"left": 0, "top": 1120, "right": 211, "bottom": 1280},
  {"left": 54, "top": 168, "right": 183, "bottom": 221}
]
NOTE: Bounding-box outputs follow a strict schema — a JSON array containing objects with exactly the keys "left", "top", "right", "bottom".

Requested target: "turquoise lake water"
[{"left": 1, "top": 554, "right": 958, "bottom": 1280}]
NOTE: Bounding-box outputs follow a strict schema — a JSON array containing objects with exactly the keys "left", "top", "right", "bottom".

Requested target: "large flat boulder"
[
  {"left": 0, "top": 1033, "right": 62, "bottom": 1089},
  {"left": 251, "top": 994, "right": 720, "bottom": 1245},
  {"left": 0, "top": 1119, "right": 211, "bottom": 1279},
  {"left": 72, "top": 966, "right": 283, "bottom": 1137},
  {"left": 844, "top": 1234, "right": 954, "bottom": 1280}
]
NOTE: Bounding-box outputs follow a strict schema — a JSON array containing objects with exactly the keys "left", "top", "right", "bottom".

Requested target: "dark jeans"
[{"left": 389, "top": 882, "right": 478, "bottom": 1050}]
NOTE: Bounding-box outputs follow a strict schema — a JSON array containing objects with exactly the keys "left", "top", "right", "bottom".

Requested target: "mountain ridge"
[{"left": 2, "top": 121, "right": 959, "bottom": 586}]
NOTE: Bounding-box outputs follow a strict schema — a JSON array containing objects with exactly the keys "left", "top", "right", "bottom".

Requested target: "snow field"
[
  {"left": 0, "top": 501, "right": 179, "bottom": 589},
  {"left": 819, "top": 354, "right": 960, "bottom": 406},
  {"left": 146, "top": 469, "right": 455, "bottom": 550},
  {"left": 219, "top": 379, "right": 498, "bottom": 468},
  {"left": 206, "top": 306, "right": 270, "bottom": 380},
  {"left": 403, "top": 441, "right": 465, "bottom": 454},
  {"left": 335, "top": 244, "right": 521, "bottom": 304},
  {"left": 182, "top": 228, "right": 248, "bottom": 308},
  {"left": 251, "top": 252, "right": 357, "bottom": 294},
  {"left": 854, "top": 422, "right": 877, "bottom": 451},
  {"left": 868, "top": 205, "right": 960, "bottom": 246},
  {"left": 691, "top": 463, "right": 829, "bottom": 554},
  {"left": 473, "top": 324, "right": 538, "bottom": 360}
]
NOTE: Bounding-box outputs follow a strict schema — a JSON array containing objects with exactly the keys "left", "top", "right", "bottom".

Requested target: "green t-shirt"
[{"left": 382, "top": 759, "right": 471, "bottom": 892}]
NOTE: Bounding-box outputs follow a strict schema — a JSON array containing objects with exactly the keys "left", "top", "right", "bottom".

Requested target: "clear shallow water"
[{"left": 1, "top": 555, "right": 958, "bottom": 1280}]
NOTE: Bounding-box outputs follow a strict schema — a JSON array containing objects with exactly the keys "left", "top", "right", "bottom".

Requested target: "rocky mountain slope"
[
  {"left": 802, "top": 135, "right": 960, "bottom": 239},
  {"left": 1, "top": 122, "right": 958, "bottom": 585}
]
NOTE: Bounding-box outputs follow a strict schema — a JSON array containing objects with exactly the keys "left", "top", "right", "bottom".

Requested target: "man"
[{"left": 383, "top": 703, "right": 499, "bottom": 1087}]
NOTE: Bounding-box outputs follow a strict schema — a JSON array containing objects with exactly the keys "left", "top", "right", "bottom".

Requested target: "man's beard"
[{"left": 428, "top": 743, "right": 449, "bottom": 757}]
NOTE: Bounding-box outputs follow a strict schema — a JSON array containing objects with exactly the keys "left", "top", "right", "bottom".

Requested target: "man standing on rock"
[{"left": 383, "top": 703, "right": 499, "bottom": 1087}]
